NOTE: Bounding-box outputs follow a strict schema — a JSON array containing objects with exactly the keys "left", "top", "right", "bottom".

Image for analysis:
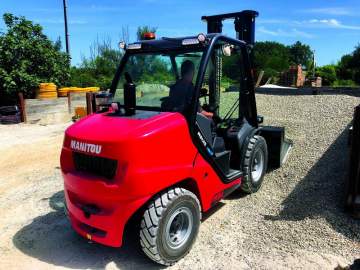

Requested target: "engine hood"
[
  {"left": 61, "top": 109, "right": 197, "bottom": 193},
  {"left": 66, "top": 111, "right": 185, "bottom": 142}
]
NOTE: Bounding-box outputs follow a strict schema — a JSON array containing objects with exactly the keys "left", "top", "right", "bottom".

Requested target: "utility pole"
[
  {"left": 312, "top": 50, "right": 316, "bottom": 78},
  {"left": 63, "top": 0, "right": 70, "bottom": 58}
]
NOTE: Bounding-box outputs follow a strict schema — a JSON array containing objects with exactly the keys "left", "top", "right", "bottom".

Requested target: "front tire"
[
  {"left": 240, "top": 135, "right": 268, "bottom": 194},
  {"left": 140, "top": 188, "right": 201, "bottom": 266}
]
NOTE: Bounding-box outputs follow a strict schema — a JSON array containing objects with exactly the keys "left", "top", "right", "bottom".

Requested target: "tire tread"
[
  {"left": 139, "top": 188, "right": 201, "bottom": 266},
  {"left": 240, "top": 135, "right": 268, "bottom": 194}
]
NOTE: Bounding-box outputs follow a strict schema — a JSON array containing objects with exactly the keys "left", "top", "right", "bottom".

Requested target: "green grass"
[{"left": 114, "top": 85, "right": 240, "bottom": 112}]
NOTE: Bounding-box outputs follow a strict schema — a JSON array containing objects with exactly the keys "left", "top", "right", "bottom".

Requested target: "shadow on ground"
[
  {"left": 265, "top": 127, "right": 360, "bottom": 241},
  {"left": 13, "top": 191, "right": 164, "bottom": 270}
]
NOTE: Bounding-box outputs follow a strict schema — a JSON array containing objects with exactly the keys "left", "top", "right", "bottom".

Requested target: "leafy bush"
[
  {"left": 0, "top": 13, "right": 70, "bottom": 104},
  {"left": 288, "top": 41, "right": 313, "bottom": 69},
  {"left": 336, "top": 44, "right": 360, "bottom": 85},
  {"left": 316, "top": 65, "right": 337, "bottom": 86},
  {"left": 69, "top": 26, "right": 159, "bottom": 90},
  {"left": 69, "top": 39, "right": 123, "bottom": 90},
  {"left": 254, "top": 41, "right": 290, "bottom": 73},
  {"left": 332, "top": 79, "right": 357, "bottom": 87},
  {"left": 253, "top": 41, "right": 312, "bottom": 84}
]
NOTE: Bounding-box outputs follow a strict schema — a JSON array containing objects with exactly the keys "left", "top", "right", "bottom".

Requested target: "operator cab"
[
  {"left": 106, "top": 33, "right": 256, "bottom": 182},
  {"left": 101, "top": 10, "right": 290, "bottom": 184},
  {"left": 195, "top": 39, "right": 251, "bottom": 180}
]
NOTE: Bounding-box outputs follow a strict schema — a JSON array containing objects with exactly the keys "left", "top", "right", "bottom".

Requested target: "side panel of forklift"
[{"left": 61, "top": 111, "right": 242, "bottom": 247}]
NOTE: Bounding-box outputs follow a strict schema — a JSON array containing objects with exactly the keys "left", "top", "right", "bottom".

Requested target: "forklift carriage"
[{"left": 61, "top": 10, "right": 292, "bottom": 266}]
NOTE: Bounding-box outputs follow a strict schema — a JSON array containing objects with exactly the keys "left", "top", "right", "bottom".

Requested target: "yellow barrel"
[
  {"left": 84, "top": 87, "right": 100, "bottom": 92},
  {"left": 67, "top": 86, "right": 100, "bottom": 94},
  {"left": 58, "top": 87, "right": 71, "bottom": 97},
  {"left": 37, "top": 92, "right": 58, "bottom": 99},
  {"left": 37, "top": 83, "right": 57, "bottom": 99}
]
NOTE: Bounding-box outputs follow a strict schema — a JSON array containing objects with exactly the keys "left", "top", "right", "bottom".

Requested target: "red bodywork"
[{"left": 61, "top": 112, "right": 241, "bottom": 247}]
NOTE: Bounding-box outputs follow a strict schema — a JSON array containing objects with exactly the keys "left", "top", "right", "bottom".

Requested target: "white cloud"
[
  {"left": 258, "top": 27, "right": 279, "bottom": 36},
  {"left": 301, "top": 7, "right": 353, "bottom": 16},
  {"left": 303, "top": 19, "right": 360, "bottom": 30},
  {"left": 255, "top": 16, "right": 360, "bottom": 31},
  {"left": 257, "top": 26, "right": 314, "bottom": 38},
  {"left": 291, "top": 29, "right": 314, "bottom": 38}
]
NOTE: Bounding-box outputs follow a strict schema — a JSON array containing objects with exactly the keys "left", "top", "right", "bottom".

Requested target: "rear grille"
[{"left": 73, "top": 152, "right": 118, "bottom": 180}]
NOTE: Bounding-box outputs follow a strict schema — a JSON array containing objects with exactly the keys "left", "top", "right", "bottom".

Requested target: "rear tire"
[
  {"left": 140, "top": 188, "right": 201, "bottom": 266},
  {"left": 240, "top": 135, "right": 268, "bottom": 194}
]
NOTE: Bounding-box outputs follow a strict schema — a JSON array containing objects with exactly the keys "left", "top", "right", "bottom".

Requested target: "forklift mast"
[
  {"left": 201, "top": 10, "right": 258, "bottom": 45},
  {"left": 201, "top": 10, "right": 259, "bottom": 127}
]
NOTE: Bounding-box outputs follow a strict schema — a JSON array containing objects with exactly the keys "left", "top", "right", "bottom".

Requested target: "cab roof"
[{"left": 124, "top": 33, "right": 244, "bottom": 53}]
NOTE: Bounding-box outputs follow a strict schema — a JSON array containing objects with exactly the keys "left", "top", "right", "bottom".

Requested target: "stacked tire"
[
  {"left": 37, "top": 83, "right": 57, "bottom": 99},
  {"left": 58, "top": 87, "right": 70, "bottom": 97},
  {"left": 0, "top": 106, "right": 21, "bottom": 124},
  {"left": 69, "top": 87, "right": 100, "bottom": 94},
  {"left": 58, "top": 87, "right": 100, "bottom": 97}
]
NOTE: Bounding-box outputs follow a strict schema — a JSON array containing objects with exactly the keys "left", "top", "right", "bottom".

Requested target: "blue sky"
[{"left": 1, "top": 0, "right": 359, "bottom": 66}]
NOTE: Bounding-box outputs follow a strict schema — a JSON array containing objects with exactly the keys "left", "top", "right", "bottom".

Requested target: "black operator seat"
[
  {"left": 196, "top": 113, "right": 232, "bottom": 175},
  {"left": 196, "top": 113, "right": 226, "bottom": 153}
]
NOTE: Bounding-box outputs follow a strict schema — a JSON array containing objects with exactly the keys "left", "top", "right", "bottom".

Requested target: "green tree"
[
  {"left": 336, "top": 54, "right": 353, "bottom": 81},
  {"left": 348, "top": 44, "right": 360, "bottom": 84},
  {"left": 70, "top": 26, "right": 159, "bottom": 90},
  {"left": 70, "top": 38, "right": 123, "bottom": 89},
  {"left": 0, "top": 13, "right": 70, "bottom": 104},
  {"left": 136, "top": 26, "right": 157, "bottom": 40},
  {"left": 253, "top": 41, "right": 291, "bottom": 82},
  {"left": 335, "top": 44, "right": 360, "bottom": 85},
  {"left": 288, "top": 41, "right": 313, "bottom": 69},
  {"left": 316, "top": 65, "right": 337, "bottom": 86}
]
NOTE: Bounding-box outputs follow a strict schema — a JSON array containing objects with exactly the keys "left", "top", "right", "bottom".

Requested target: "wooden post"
[
  {"left": 67, "top": 92, "right": 72, "bottom": 114},
  {"left": 255, "top": 70, "right": 264, "bottom": 88},
  {"left": 86, "top": 92, "right": 93, "bottom": 115},
  {"left": 264, "top": 77, "right": 272, "bottom": 85},
  {"left": 18, "top": 92, "right": 26, "bottom": 123}
]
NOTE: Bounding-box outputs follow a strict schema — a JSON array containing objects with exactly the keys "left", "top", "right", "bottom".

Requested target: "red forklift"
[{"left": 61, "top": 10, "right": 292, "bottom": 265}]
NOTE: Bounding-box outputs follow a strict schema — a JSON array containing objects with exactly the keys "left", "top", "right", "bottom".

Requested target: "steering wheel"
[{"left": 202, "top": 103, "right": 218, "bottom": 114}]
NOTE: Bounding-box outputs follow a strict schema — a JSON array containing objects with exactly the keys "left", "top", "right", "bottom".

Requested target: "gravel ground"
[{"left": 0, "top": 92, "right": 360, "bottom": 269}]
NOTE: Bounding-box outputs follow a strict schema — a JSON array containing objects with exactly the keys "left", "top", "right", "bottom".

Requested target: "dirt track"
[{"left": 0, "top": 93, "right": 360, "bottom": 270}]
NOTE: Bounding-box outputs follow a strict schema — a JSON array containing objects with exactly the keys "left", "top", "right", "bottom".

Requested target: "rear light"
[
  {"left": 127, "top": 43, "right": 142, "bottom": 50},
  {"left": 182, "top": 33, "right": 206, "bottom": 46},
  {"left": 182, "top": 38, "right": 200, "bottom": 46},
  {"left": 143, "top": 32, "right": 156, "bottom": 40}
]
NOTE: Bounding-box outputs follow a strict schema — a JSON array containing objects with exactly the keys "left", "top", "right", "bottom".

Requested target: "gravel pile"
[
  {"left": 174, "top": 93, "right": 360, "bottom": 269},
  {"left": 1, "top": 92, "right": 360, "bottom": 269}
]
